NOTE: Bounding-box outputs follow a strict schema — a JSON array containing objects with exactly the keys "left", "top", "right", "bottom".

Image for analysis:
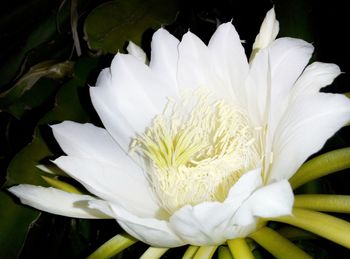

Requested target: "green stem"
[
  {"left": 87, "top": 233, "right": 137, "bottom": 259},
  {"left": 227, "top": 238, "right": 254, "bottom": 259},
  {"left": 250, "top": 227, "right": 312, "bottom": 259},
  {"left": 270, "top": 208, "right": 350, "bottom": 249},
  {"left": 294, "top": 194, "right": 350, "bottom": 213},
  {"left": 182, "top": 246, "right": 199, "bottom": 259},
  {"left": 290, "top": 148, "right": 350, "bottom": 189},
  {"left": 193, "top": 245, "right": 218, "bottom": 259},
  {"left": 140, "top": 247, "right": 169, "bottom": 259},
  {"left": 218, "top": 246, "right": 233, "bottom": 259}
]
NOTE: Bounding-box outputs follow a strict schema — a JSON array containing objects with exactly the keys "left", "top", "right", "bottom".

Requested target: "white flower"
[{"left": 9, "top": 8, "right": 350, "bottom": 248}]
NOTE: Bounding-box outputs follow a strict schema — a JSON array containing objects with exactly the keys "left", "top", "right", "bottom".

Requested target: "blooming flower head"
[{"left": 9, "top": 8, "right": 350, "bottom": 248}]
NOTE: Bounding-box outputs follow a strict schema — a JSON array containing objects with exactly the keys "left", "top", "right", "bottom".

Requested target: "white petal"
[
  {"left": 149, "top": 28, "right": 180, "bottom": 93},
  {"left": 88, "top": 199, "right": 115, "bottom": 218},
  {"left": 169, "top": 202, "right": 236, "bottom": 245},
  {"left": 168, "top": 168, "right": 262, "bottom": 245},
  {"left": 245, "top": 48, "right": 269, "bottom": 126},
  {"left": 291, "top": 62, "right": 341, "bottom": 99},
  {"left": 269, "top": 93, "right": 350, "bottom": 181},
  {"left": 8, "top": 185, "right": 111, "bottom": 218},
  {"left": 109, "top": 203, "right": 185, "bottom": 247},
  {"left": 252, "top": 8, "right": 279, "bottom": 51},
  {"left": 208, "top": 22, "right": 249, "bottom": 105},
  {"left": 267, "top": 38, "right": 314, "bottom": 132},
  {"left": 224, "top": 168, "right": 262, "bottom": 204},
  {"left": 91, "top": 54, "right": 178, "bottom": 152},
  {"left": 53, "top": 156, "right": 162, "bottom": 217},
  {"left": 233, "top": 180, "right": 294, "bottom": 225},
  {"left": 110, "top": 53, "right": 178, "bottom": 113},
  {"left": 177, "top": 31, "right": 215, "bottom": 91},
  {"left": 90, "top": 68, "right": 135, "bottom": 151},
  {"left": 51, "top": 121, "right": 134, "bottom": 167},
  {"left": 126, "top": 41, "right": 147, "bottom": 63}
]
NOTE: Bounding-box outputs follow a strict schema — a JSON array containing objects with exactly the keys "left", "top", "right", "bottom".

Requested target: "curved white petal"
[
  {"left": 90, "top": 69, "right": 135, "bottom": 151},
  {"left": 51, "top": 121, "right": 135, "bottom": 168},
  {"left": 169, "top": 202, "right": 237, "bottom": 245},
  {"left": 245, "top": 48, "right": 269, "bottom": 126},
  {"left": 110, "top": 53, "right": 177, "bottom": 113},
  {"left": 168, "top": 168, "right": 262, "bottom": 245},
  {"left": 177, "top": 31, "right": 216, "bottom": 91},
  {"left": 88, "top": 199, "right": 115, "bottom": 218},
  {"left": 269, "top": 93, "right": 350, "bottom": 181},
  {"left": 252, "top": 8, "right": 279, "bottom": 51},
  {"left": 208, "top": 22, "right": 249, "bottom": 105},
  {"left": 109, "top": 203, "right": 185, "bottom": 247},
  {"left": 53, "top": 156, "right": 162, "bottom": 217},
  {"left": 291, "top": 62, "right": 341, "bottom": 99},
  {"left": 267, "top": 38, "right": 314, "bottom": 131},
  {"left": 8, "top": 185, "right": 111, "bottom": 219},
  {"left": 91, "top": 54, "right": 178, "bottom": 152},
  {"left": 127, "top": 41, "right": 147, "bottom": 63},
  {"left": 233, "top": 180, "right": 294, "bottom": 225},
  {"left": 224, "top": 168, "right": 262, "bottom": 204},
  {"left": 149, "top": 28, "right": 180, "bottom": 94}
]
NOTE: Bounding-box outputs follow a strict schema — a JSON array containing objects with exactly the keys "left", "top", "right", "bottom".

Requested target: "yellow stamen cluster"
[{"left": 131, "top": 90, "right": 260, "bottom": 213}]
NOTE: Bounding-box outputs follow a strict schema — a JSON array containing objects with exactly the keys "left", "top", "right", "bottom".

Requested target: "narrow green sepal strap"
[
  {"left": 227, "top": 238, "right": 254, "bottom": 259},
  {"left": 182, "top": 246, "right": 199, "bottom": 259},
  {"left": 42, "top": 176, "right": 82, "bottom": 194},
  {"left": 87, "top": 233, "right": 137, "bottom": 259},
  {"left": 294, "top": 194, "right": 350, "bottom": 213},
  {"left": 140, "top": 247, "right": 169, "bottom": 259},
  {"left": 270, "top": 208, "right": 350, "bottom": 249},
  {"left": 218, "top": 246, "right": 233, "bottom": 259},
  {"left": 290, "top": 148, "right": 350, "bottom": 189},
  {"left": 250, "top": 227, "right": 312, "bottom": 259},
  {"left": 193, "top": 245, "right": 218, "bottom": 259}
]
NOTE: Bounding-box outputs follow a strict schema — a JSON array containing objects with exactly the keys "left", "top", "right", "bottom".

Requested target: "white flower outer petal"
[
  {"left": 53, "top": 156, "right": 162, "bottom": 218},
  {"left": 8, "top": 185, "right": 111, "bottom": 219},
  {"left": 149, "top": 28, "right": 180, "bottom": 94},
  {"left": 233, "top": 180, "right": 294, "bottom": 226},
  {"left": 51, "top": 121, "right": 135, "bottom": 168},
  {"left": 126, "top": 41, "right": 147, "bottom": 63},
  {"left": 267, "top": 37, "right": 314, "bottom": 135},
  {"left": 177, "top": 31, "right": 215, "bottom": 92},
  {"left": 168, "top": 168, "right": 262, "bottom": 245},
  {"left": 252, "top": 7, "right": 279, "bottom": 51},
  {"left": 208, "top": 22, "right": 249, "bottom": 105},
  {"left": 269, "top": 93, "right": 350, "bottom": 181},
  {"left": 109, "top": 203, "right": 186, "bottom": 248},
  {"left": 90, "top": 68, "right": 135, "bottom": 151},
  {"left": 291, "top": 62, "right": 341, "bottom": 99}
]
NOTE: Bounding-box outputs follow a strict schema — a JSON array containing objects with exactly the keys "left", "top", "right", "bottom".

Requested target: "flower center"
[{"left": 131, "top": 89, "right": 260, "bottom": 213}]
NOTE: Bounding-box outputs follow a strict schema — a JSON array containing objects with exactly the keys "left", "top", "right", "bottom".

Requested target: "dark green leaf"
[
  {"left": 84, "top": 0, "right": 179, "bottom": 53},
  {"left": 0, "top": 56, "right": 99, "bottom": 258},
  {"left": 0, "top": 61, "right": 74, "bottom": 118}
]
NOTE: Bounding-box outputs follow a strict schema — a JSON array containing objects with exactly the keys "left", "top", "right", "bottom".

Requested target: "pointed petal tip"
[{"left": 126, "top": 41, "right": 147, "bottom": 63}]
